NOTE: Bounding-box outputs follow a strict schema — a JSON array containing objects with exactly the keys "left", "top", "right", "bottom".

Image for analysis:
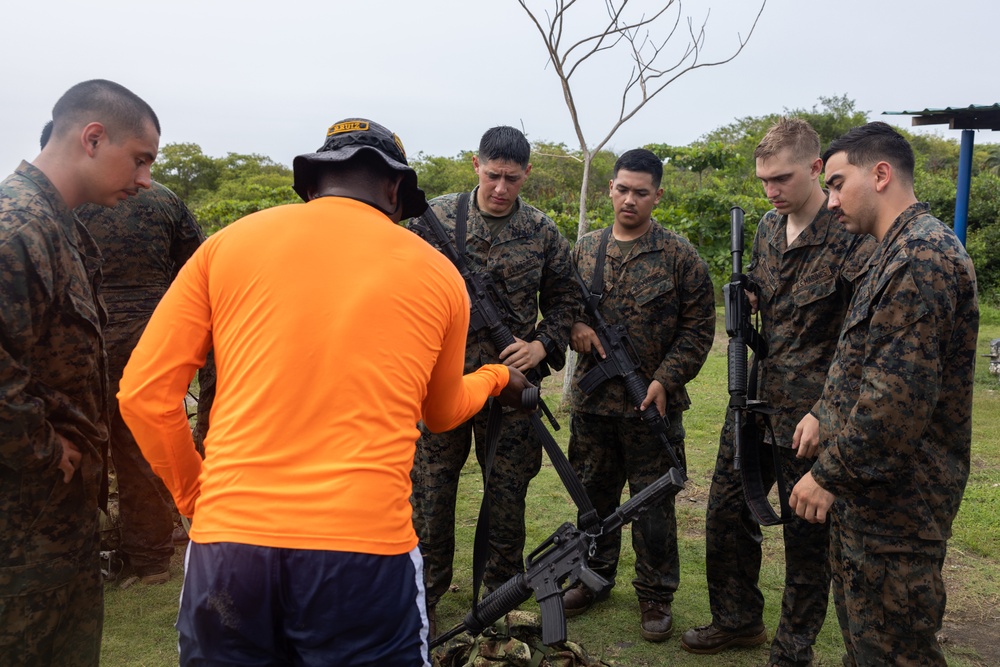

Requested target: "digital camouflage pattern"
[
  {"left": 408, "top": 189, "right": 577, "bottom": 606},
  {"left": 704, "top": 203, "right": 874, "bottom": 666},
  {"left": 569, "top": 411, "right": 686, "bottom": 602},
  {"left": 811, "top": 203, "right": 979, "bottom": 665},
  {"left": 0, "top": 162, "right": 107, "bottom": 666},
  {"left": 569, "top": 221, "right": 714, "bottom": 602},
  {"left": 78, "top": 182, "right": 208, "bottom": 576},
  {"left": 747, "top": 203, "right": 875, "bottom": 447},
  {"left": 432, "top": 611, "right": 609, "bottom": 667},
  {"left": 569, "top": 222, "right": 715, "bottom": 417}
]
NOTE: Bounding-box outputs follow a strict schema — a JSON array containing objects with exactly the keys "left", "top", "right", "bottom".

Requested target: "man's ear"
[
  {"left": 873, "top": 161, "right": 893, "bottom": 193},
  {"left": 81, "top": 122, "right": 107, "bottom": 157},
  {"left": 809, "top": 157, "right": 823, "bottom": 179},
  {"left": 385, "top": 173, "right": 405, "bottom": 220}
]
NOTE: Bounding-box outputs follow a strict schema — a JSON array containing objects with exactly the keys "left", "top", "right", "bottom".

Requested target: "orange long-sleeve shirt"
[{"left": 118, "top": 197, "right": 509, "bottom": 555}]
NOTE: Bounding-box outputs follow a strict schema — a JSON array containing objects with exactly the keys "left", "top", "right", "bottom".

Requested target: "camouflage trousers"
[
  {"left": 0, "top": 536, "right": 104, "bottom": 667},
  {"left": 107, "top": 321, "right": 176, "bottom": 576},
  {"left": 411, "top": 404, "right": 543, "bottom": 607},
  {"left": 830, "top": 514, "right": 948, "bottom": 667},
  {"left": 567, "top": 411, "right": 685, "bottom": 603},
  {"left": 705, "top": 415, "right": 830, "bottom": 667}
]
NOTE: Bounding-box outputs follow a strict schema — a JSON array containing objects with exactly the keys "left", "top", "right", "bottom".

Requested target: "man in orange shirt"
[{"left": 118, "top": 118, "right": 530, "bottom": 667}]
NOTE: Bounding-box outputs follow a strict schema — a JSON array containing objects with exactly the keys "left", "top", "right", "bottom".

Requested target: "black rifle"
[
  {"left": 430, "top": 467, "right": 685, "bottom": 648},
  {"left": 723, "top": 206, "right": 787, "bottom": 526},
  {"left": 414, "top": 206, "right": 560, "bottom": 430},
  {"left": 573, "top": 268, "right": 686, "bottom": 476}
]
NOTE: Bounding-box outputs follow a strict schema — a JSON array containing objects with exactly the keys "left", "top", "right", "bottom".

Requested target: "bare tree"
[
  {"left": 518, "top": 0, "right": 766, "bottom": 240},
  {"left": 516, "top": 0, "right": 766, "bottom": 399}
]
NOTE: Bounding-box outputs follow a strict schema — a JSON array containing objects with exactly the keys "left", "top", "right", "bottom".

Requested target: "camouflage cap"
[{"left": 292, "top": 118, "right": 427, "bottom": 219}]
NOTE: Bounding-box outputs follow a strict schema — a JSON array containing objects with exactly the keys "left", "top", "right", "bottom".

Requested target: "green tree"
[{"left": 151, "top": 143, "right": 220, "bottom": 202}]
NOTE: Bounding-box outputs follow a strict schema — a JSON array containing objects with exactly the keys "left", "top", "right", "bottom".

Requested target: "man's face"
[
  {"left": 755, "top": 148, "right": 820, "bottom": 216},
  {"left": 609, "top": 169, "right": 663, "bottom": 232},
  {"left": 473, "top": 157, "right": 530, "bottom": 216},
  {"left": 89, "top": 118, "right": 159, "bottom": 207},
  {"left": 824, "top": 151, "right": 877, "bottom": 236}
]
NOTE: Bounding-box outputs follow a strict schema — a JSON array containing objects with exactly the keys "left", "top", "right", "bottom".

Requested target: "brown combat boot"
[
  {"left": 562, "top": 582, "right": 610, "bottom": 618},
  {"left": 638, "top": 600, "right": 673, "bottom": 642},
  {"left": 680, "top": 621, "right": 767, "bottom": 654}
]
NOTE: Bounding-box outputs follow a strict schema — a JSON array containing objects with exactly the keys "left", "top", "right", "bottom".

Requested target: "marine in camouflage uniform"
[
  {"left": 791, "top": 123, "right": 979, "bottom": 666},
  {"left": 0, "top": 163, "right": 110, "bottom": 666},
  {"left": 686, "top": 119, "right": 875, "bottom": 666},
  {"left": 77, "top": 181, "right": 210, "bottom": 580},
  {"left": 567, "top": 149, "right": 715, "bottom": 640},
  {"left": 408, "top": 128, "right": 577, "bottom": 615}
]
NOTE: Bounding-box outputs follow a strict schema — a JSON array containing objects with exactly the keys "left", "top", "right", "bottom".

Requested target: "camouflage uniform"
[
  {"left": 569, "top": 222, "right": 714, "bottom": 603},
  {"left": 705, "top": 204, "right": 874, "bottom": 666},
  {"left": 77, "top": 182, "right": 209, "bottom": 577},
  {"left": 0, "top": 162, "right": 108, "bottom": 666},
  {"left": 810, "top": 203, "right": 978, "bottom": 666},
  {"left": 408, "top": 189, "right": 577, "bottom": 604}
]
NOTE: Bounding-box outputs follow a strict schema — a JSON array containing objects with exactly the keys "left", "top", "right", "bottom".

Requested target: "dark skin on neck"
[{"left": 308, "top": 170, "right": 404, "bottom": 223}]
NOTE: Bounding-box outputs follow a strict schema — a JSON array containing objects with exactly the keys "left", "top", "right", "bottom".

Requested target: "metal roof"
[{"left": 882, "top": 104, "right": 1000, "bottom": 130}]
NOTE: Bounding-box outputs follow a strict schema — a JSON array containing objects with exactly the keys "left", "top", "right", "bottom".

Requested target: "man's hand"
[
  {"left": 792, "top": 412, "right": 820, "bottom": 459},
  {"left": 639, "top": 380, "right": 667, "bottom": 417},
  {"left": 497, "top": 366, "right": 535, "bottom": 410},
  {"left": 746, "top": 289, "right": 759, "bottom": 314},
  {"left": 499, "top": 338, "right": 546, "bottom": 373},
  {"left": 57, "top": 434, "right": 82, "bottom": 483},
  {"left": 789, "top": 471, "right": 835, "bottom": 524},
  {"left": 570, "top": 322, "right": 604, "bottom": 357}
]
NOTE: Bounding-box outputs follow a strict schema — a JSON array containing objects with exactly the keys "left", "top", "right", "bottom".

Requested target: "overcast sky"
[{"left": 2, "top": 0, "right": 997, "bottom": 174}]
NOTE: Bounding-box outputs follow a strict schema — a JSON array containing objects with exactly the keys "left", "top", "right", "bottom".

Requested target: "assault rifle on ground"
[
  {"left": 430, "top": 467, "right": 685, "bottom": 648},
  {"left": 573, "top": 268, "right": 686, "bottom": 476},
  {"left": 723, "top": 206, "right": 787, "bottom": 525}
]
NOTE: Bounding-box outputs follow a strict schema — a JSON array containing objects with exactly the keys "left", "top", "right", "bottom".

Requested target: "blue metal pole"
[{"left": 954, "top": 129, "right": 974, "bottom": 246}]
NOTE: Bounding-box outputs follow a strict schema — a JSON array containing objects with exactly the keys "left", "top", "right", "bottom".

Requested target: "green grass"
[{"left": 101, "top": 304, "right": 1000, "bottom": 666}]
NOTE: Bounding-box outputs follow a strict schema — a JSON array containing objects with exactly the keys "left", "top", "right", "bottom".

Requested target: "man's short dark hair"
[
  {"left": 614, "top": 148, "right": 663, "bottom": 188},
  {"left": 478, "top": 126, "right": 530, "bottom": 168},
  {"left": 51, "top": 79, "right": 160, "bottom": 143},
  {"left": 823, "top": 121, "right": 915, "bottom": 184},
  {"left": 40, "top": 120, "right": 54, "bottom": 150}
]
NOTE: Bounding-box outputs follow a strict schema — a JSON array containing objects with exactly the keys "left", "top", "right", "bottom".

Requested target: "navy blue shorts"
[{"left": 177, "top": 542, "right": 429, "bottom": 666}]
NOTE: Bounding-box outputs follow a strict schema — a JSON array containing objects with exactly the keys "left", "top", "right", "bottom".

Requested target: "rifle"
[
  {"left": 413, "top": 204, "right": 560, "bottom": 430},
  {"left": 430, "top": 467, "right": 685, "bottom": 648},
  {"left": 723, "top": 206, "right": 787, "bottom": 526},
  {"left": 573, "top": 267, "right": 686, "bottom": 476}
]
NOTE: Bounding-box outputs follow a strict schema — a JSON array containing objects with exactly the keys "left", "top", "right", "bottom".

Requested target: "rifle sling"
[
  {"left": 586, "top": 227, "right": 613, "bottom": 314},
  {"left": 456, "top": 192, "right": 470, "bottom": 258},
  {"left": 738, "top": 357, "right": 794, "bottom": 526}
]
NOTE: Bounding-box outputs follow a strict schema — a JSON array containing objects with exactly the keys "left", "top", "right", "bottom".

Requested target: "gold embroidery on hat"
[{"left": 328, "top": 121, "right": 370, "bottom": 136}]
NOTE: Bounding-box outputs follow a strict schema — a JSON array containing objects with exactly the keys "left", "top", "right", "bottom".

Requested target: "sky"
[{"left": 2, "top": 0, "right": 997, "bottom": 174}]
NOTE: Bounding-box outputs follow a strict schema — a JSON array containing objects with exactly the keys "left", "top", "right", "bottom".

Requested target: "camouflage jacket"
[
  {"left": 77, "top": 182, "right": 213, "bottom": 444},
  {"left": 408, "top": 189, "right": 577, "bottom": 373},
  {"left": 811, "top": 203, "right": 979, "bottom": 541},
  {"left": 747, "top": 202, "right": 874, "bottom": 447},
  {"left": 0, "top": 162, "right": 109, "bottom": 588},
  {"left": 78, "top": 182, "right": 203, "bottom": 316},
  {"left": 570, "top": 222, "right": 715, "bottom": 417}
]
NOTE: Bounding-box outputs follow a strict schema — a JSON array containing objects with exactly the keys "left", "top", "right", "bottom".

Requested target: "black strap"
[
  {"left": 471, "top": 398, "right": 504, "bottom": 613},
  {"left": 587, "top": 227, "right": 613, "bottom": 314},
  {"left": 456, "top": 192, "right": 471, "bottom": 258},
  {"left": 739, "top": 357, "right": 793, "bottom": 526}
]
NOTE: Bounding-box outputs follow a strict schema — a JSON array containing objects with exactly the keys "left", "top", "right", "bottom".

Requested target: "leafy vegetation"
[{"left": 154, "top": 95, "right": 1000, "bottom": 298}]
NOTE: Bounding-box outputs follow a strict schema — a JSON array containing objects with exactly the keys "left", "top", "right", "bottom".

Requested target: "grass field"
[{"left": 100, "top": 305, "right": 1000, "bottom": 666}]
